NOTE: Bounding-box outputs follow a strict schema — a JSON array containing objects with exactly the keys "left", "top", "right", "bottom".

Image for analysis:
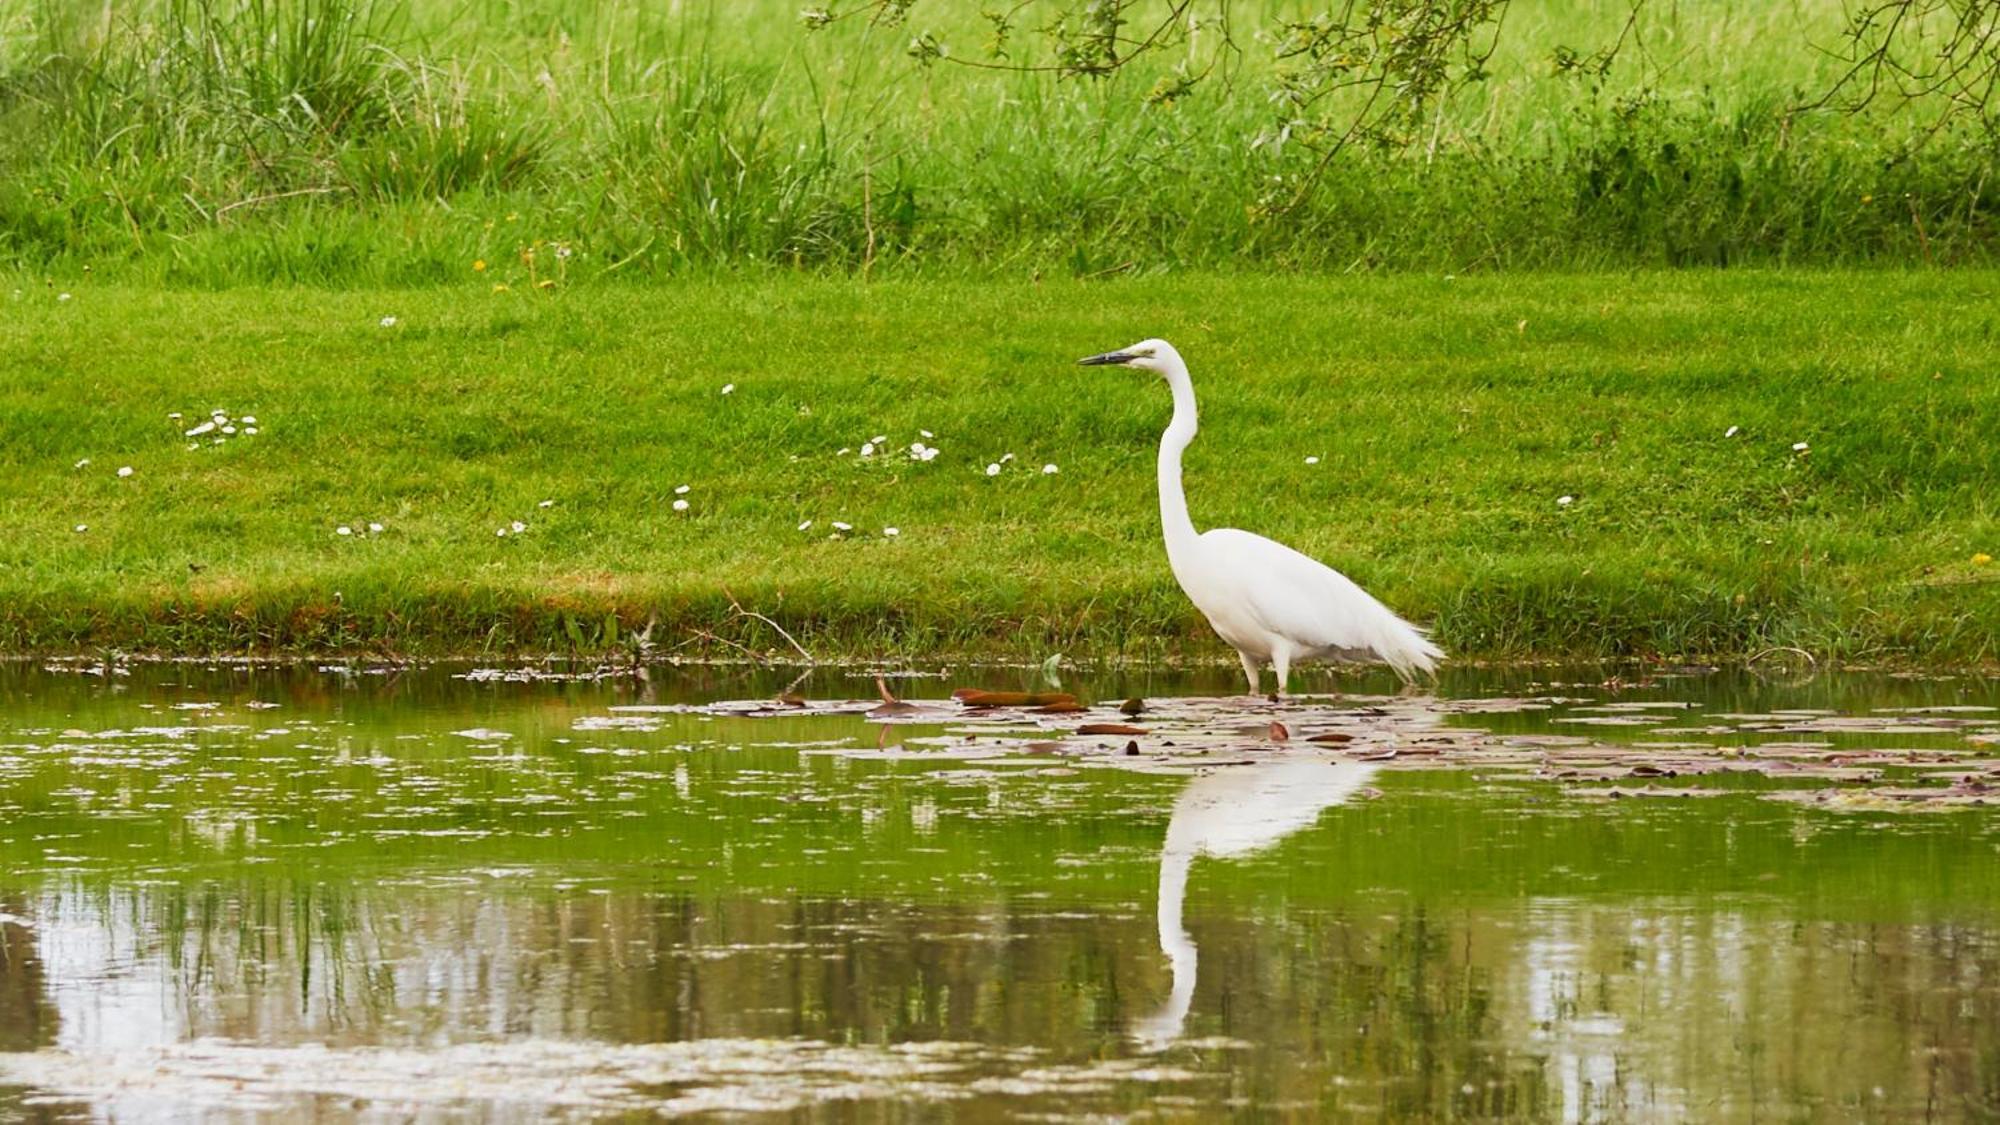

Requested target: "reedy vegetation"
[{"left": 1, "top": 0, "right": 1997, "bottom": 282}]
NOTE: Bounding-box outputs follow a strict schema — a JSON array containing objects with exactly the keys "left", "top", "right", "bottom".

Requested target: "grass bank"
[
  {"left": 2, "top": 0, "right": 1997, "bottom": 281},
  {"left": 3, "top": 271, "right": 1996, "bottom": 663}
]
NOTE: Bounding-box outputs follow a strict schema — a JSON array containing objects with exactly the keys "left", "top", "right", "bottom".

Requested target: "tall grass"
[{"left": 1, "top": 0, "right": 1995, "bottom": 282}]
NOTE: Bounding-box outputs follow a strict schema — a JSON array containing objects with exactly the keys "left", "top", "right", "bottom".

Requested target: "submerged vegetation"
[{"left": 1, "top": 0, "right": 1998, "bottom": 282}]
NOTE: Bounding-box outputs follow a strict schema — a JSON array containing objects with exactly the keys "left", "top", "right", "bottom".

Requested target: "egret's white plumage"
[{"left": 1079, "top": 339, "right": 1442, "bottom": 694}]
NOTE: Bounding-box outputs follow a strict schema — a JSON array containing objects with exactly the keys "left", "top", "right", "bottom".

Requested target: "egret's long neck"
[{"left": 1157, "top": 359, "right": 1201, "bottom": 563}]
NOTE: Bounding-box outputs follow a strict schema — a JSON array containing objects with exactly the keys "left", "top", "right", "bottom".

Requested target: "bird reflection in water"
[{"left": 1132, "top": 757, "right": 1380, "bottom": 1048}]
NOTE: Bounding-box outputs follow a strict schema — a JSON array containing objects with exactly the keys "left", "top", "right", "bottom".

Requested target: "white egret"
[{"left": 1079, "top": 339, "right": 1442, "bottom": 695}]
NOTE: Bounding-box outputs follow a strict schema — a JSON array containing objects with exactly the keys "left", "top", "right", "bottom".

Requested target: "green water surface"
[{"left": 0, "top": 662, "right": 1996, "bottom": 1121}]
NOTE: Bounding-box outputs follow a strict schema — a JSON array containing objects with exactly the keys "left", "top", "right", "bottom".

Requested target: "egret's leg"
[
  {"left": 1237, "top": 652, "right": 1261, "bottom": 696},
  {"left": 1272, "top": 650, "right": 1292, "bottom": 700}
]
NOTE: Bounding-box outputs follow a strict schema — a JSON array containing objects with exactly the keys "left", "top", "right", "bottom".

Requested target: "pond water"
[{"left": 0, "top": 660, "right": 1997, "bottom": 1121}]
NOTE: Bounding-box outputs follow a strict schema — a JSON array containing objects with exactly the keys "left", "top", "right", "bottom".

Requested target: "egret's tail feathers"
[
  {"left": 1360, "top": 611, "right": 1444, "bottom": 682},
  {"left": 1312, "top": 606, "right": 1443, "bottom": 681},
  {"left": 1378, "top": 621, "right": 1445, "bottom": 681}
]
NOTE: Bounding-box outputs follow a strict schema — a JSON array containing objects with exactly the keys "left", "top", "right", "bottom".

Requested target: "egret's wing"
[{"left": 1201, "top": 528, "right": 1442, "bottom": 678}]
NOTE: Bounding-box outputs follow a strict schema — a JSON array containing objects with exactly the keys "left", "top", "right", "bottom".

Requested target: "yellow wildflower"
[
  {"left": 1975, "top": 552, "right": 1994, "bottom": 566},
  {"left": 473, "top": 259, "right": 487, "bottom": 272}
]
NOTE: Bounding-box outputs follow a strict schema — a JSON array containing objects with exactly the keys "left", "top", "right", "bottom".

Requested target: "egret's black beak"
[{"left": 1077, "top": 351, "right": 1136, "bottom": 367}]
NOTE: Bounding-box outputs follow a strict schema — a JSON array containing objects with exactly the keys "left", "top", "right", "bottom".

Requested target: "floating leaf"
[{"left": 953, "top": 690, "right": 1078, "bottom": 708}]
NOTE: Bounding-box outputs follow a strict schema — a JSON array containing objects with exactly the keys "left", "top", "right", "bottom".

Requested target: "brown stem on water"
[
  {"left": 683, "top": 627, "right": 763, "bottom": 662},
  {"left": 1746, "top": 645, "right": 1817, "bottom": 667},
  {"left": 728, "top": 595, "right": 816, "bottom": 665}
]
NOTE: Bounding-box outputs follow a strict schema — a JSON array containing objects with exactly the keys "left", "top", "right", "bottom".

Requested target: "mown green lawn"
[{"left": 2, "top": 271, "right": 1996, "bottom": 663}]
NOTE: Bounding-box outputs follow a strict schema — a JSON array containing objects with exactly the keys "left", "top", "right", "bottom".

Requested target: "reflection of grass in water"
[
  {"left": 4, "top": 740, "right": 1999, "bottom": 912},
  {"left": 0, "top": 891, "right": 56, "bottom": 1051},
  {"left": 10, "top": 860, "right": 2000, "bottom": 1118}
]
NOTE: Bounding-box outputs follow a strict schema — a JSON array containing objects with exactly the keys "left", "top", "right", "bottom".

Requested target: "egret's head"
[{"left": 1077, "top": 338, "right": 1178, "bottom": 375}]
